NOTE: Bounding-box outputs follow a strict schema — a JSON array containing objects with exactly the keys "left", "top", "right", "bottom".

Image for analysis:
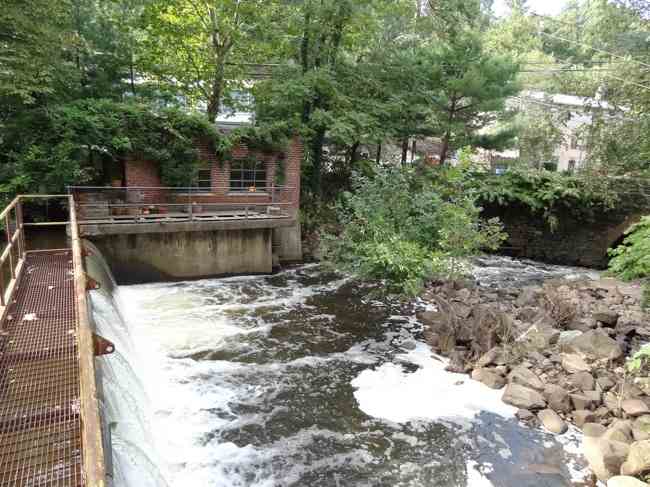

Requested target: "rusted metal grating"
[{"left": 0, "top": 251, "right": 83, "bottom": 487}]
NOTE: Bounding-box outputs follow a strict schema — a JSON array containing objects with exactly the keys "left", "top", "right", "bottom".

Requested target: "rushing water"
[{"left": 88, "top": 255, "right": 599, "bottom": 487}]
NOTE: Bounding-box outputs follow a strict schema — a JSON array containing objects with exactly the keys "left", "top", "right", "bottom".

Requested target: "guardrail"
[
  {"left": 68, "top": 185, "right": 296, "bottom": 223},
  {"left": 0, "top": 194, "right": 107, "bottom": 487}
]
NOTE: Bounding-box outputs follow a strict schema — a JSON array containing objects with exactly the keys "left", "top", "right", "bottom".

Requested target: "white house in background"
[{"left": 478, "top": 90, "right": 624, "bottom": 173}]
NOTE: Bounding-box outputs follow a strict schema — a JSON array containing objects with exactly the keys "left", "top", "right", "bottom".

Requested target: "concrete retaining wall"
[{"left": 90, "top": 228, "right": 272, "bottom": 284}]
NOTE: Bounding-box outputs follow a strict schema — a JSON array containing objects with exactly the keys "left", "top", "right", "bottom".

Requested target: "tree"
[{"left": 140, "top": 0, "right": 279, "bottom": 119}]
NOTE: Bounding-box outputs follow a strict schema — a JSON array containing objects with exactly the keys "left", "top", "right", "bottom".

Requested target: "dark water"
[{"left": 91, "top": 259, "right": 593, "bottom": 487}]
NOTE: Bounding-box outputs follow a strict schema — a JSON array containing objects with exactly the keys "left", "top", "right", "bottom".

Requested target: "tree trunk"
[
  {"left": 311, "top": 127, "right": 326, "bottom": 199},
  {"left": 376, "top": 142, "right": 382, "bottom": 164},
  {"left": 439, "top": 131, "right": 450, "bottom": 165},
  {"left": 401, "top": 138, "right": 409, "bottom": 165},
  {"left": 411, "top": 139, "right": 417, "bottom": 162},
  {"left": 349, "top": 141, "right": 360, "bottom": 164}
]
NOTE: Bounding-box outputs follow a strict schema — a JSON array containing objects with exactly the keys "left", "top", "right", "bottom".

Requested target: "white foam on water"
[{"left": 351, "top": 342, "right": 516, "bottom": 424}]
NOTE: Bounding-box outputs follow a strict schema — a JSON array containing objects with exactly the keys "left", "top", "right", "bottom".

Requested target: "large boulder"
[
  {"left": 603, "top": 420, "right": 634, "bottom": 444},
  {"left": 545, "top": 384, "right": 572, "bottom": 414},
  {"left": 593, "top": 309, "right": 620, "bottom": 327},
  {"left": 518, "top": 320, "right": 560, "bottom": 351},
  {"left": 502, "top": 383, "right": 546, "bottom": 410},
  {"left": 621, "top": 440, "right": 650, "bottom": 476},
  {"left": 563, "top": 329, "right": 623, "bottom": 361},
  {"left": 567, "top": 371, "right": 595, "bottom": 392},
  {"left": 538, "top": 408, "right": 568, "bottom": 434},
  {"left": 607, "top": 475, "right": 650, "bottom": 487},
  {"left": 583, "top": 424, "right": 631, "bottom": 482},
  {"left": 471, "top": 368, "right": 506, "bottom": 390},
  {"left": 508, "top": 366, "right": 545, "bottom": 391}
]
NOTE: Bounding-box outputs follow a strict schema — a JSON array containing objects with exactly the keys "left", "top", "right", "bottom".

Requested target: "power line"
[{"left": 529, "top": 11, "right": 650, "bottom": 70}]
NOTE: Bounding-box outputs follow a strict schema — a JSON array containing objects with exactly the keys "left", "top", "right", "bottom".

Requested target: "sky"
[{"left": 493, "top": 0, "right": 568, "bottom": 17}]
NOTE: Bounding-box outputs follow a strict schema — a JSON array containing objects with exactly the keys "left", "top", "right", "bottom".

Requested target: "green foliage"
[
  {"left": 469, "top": 168, "right": 621, "bottom": 228},
  {"left": 322, "top": 167, "right": 506, "bottom": 295},
  {"left": 0, "top": 99, "right": 221, "bottom": 193},
  {"left": 627, "top": 344, "right": 650, "bottom": 373},
  {"left": 608, "top": 216, "right": 650, "bottom": 310}
]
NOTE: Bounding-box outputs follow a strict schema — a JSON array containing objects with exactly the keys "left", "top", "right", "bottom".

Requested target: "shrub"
[
  {"left": 608, "top": 215, "right": 650, "bottom": 310},
  {"left": 321, "top": 167, "right": 505, "bottom": 295}
]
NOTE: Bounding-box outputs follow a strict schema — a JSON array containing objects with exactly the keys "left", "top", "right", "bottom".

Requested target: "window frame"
[{"left": 229, "top": 158, "right": 268, "bottom": 193}]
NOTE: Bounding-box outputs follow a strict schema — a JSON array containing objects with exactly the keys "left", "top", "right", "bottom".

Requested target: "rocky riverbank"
[{"left": 418, "top": 276, "right": 650, "bottom": 486}]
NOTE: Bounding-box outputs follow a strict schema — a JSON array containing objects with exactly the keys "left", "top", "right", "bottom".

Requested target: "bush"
[
  {"left": 608, "top": 215, "right": 650, "bottom": 309},
  {"left": 321, "top": 167, "right": 505, "bottom": 295}
]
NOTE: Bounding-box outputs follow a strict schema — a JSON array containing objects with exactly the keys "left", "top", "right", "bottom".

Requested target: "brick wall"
[
  {"left": 123, "top": 137, "right": 303, "bottom": 212},
  {"left": 123, "top": 156, "right": 164, "bottom": 204}
]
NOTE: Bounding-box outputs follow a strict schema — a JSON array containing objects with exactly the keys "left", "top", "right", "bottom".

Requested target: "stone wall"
[
  {"left": 482, "top": 203, "right": 644, "bottom": 269},
  {"left": 90, "top": 228, "right": 273, "bottom": 284}
]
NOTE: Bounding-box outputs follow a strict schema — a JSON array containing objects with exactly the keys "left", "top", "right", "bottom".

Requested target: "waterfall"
[{"left": 85, "top": 241, "right": 169, "bottom": 487}]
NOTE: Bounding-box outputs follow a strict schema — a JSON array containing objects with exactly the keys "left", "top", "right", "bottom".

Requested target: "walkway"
[{"left": 0, "top": 195, "right": 107, "bottom": 487}]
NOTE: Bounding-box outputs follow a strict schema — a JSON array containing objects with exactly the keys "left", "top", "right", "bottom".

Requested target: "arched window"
[{"left": 229, "top": 159, "right": 267, "bottom": 192}]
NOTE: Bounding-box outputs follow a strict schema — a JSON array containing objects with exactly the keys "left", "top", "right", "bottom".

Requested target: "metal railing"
[
  {"left": 68, "top": 185, "right": 296, "bottom": 223},
  {"left": 0, "top": 194, "right": 108, "bottom": 487}
]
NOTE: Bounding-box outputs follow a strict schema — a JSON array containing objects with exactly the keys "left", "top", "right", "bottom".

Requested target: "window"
[
  {"left": 230, "top": 159, "right": 267, "bottom": 192},
  {"left": 197, "top": 169, "right": 212, "bottom": 189}
]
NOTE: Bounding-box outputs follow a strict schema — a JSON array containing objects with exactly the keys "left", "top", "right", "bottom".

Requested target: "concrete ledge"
[{"left": 79, "top": 217, "right": 296, "bottom": 237}]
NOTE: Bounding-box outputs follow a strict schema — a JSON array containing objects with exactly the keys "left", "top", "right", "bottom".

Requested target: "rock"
[
  {"left": 603, "top": 420, "right": 634, "bottom": 444},
  {"left": 558, "top": 330, "right": 583, "bottom": 347},
  {"left": 632, "top": 416, "right": 650, "bottom": 441},
  {"left": 516, "top": 409, "right": 534, "bottom": 421},
  {"left": 622, "top": 399, "right": 650, "bottom": 418},
  {"left": 583, "top": 433, "right": 630, "bottom": 482},
  {"left": 574, "top": 410, "right": 596, "bottom": 428},
  {"left": 605, "top": 392, "right": 622, "bottom": 413},
  {"left": 598, "top": 375, "right": 617, "bottom": 392},
  {"left": 563, "top": 329, "right": 624, "bottom": 361},
  {"left": 621, "top": 440, "right": 650, "bottom": 476},
  {"left": 584, "top": 422, "right": 607, "bottom": 437},
  {"left": 471, "top": 368, "right": 506, "bottom": 390},
  {"left": 502, "top": 383, "right": 546, "bottom": 410},
  {"left": 508, "top": 366, "right": 545, "bottom": 391},
  {"left": 634, "top": 377, "right": 650, "bottom": 396},
  {"left": 476, "top": 347, "right": 510, "bottom": 367},
  {"left": 561, "top": 353, "right": 591, "bottom": 373},
  {"left": 572, "top": 393, "right": 599, "bottom": 411},
  {"left": 519, "top": 322, "right": 561, "bottom": 351},
  {"left": 607, "top": 475, "right": 649, "bottom": 487},
  {"left": 455, "top": 288, "right": 472, "bottom": 302},
  {"left": 593, "top": 309, "right": 620, "bottom": 327},
  {"left": 568, "top": 371, "right": 596, "bottom": 392},
  {"left": 545, "top": 384, "right": 572, "bottom": 414},
  {"left": 538, "top": 408, "right": 568, "bottom": 434},
  {"left": 517, "top": 306, "right": 539, "bottom": 322},
  {"left": 516, "top": 287, "right": 541, "bottom": 307},
  {"left": 401, "top": 340, "right": 417, "bottom": 350}
]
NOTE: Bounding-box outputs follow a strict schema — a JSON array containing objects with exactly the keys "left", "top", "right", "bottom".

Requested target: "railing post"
[
  {"left": 16, "top": 199, "right": 25, "bottom": 260},
  {"left": 5, "top": 213, "right": 14, "bottom": 280}
]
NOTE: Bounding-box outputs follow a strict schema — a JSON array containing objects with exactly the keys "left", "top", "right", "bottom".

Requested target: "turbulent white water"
[{"left": 88, "top": 258, "right": 596, "bottom": 487}]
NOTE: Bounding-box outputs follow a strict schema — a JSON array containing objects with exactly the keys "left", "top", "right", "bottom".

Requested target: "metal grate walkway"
[{"left": 0, "top": 251, "right": 83, "bottom": 487}]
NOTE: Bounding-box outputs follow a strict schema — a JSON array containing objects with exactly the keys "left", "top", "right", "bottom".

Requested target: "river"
[{"left": 88, "top": 255, "right": 599, "bottom": 487}]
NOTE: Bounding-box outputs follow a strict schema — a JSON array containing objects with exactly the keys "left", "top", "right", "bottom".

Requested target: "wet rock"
[
  {"left": 583, "top": 426, "right": 630, "bottom": 482},
  {"left": 632, "top": 416, "right": 650, "bottom": 441},
  {"left": 508, "top": 366, "right": 545, "bottom": 391},
  {"left": 502, "top": 383, "right": 546, "bottom": 410},
  {"left": 446, "top": 351, "right": 467, "bottom": 373},
  {"left": 573, "top": 410, "right": 596, "bottom": 428},
  {"left": 607, "top": 476, "right": 649, "bottom": 487},
  {"left": 621, "top": 440, "right": 650, "bottom": 476},
  {"left": 538, "top": 408, "right": 568, "bottom": 434},
  {"left": 545, "top": 384, "right": 572, "bottom": 414},
  {"left": 401, "top": 340, "right": 417, "bottom": 350},
  {"left": 516, "top": 408, "right": 534, "bottom": 421},
  {"left": 471, "top": 368, "right": 506, "bottom": 390},
  {"left": 563, "top": 329, "right": 623, "bottom": 361},
  {"left": 568, "top": 371, "right": 595, "bottom": 392},
  {"left": 593, "top": 309, "right": 620, "bottom": 327},
  {"left": 561, "top": 353, "right": 591, "bottom": 373},
  {"left": 622, "top": 399, "right": 650, "bottom": 418}
]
